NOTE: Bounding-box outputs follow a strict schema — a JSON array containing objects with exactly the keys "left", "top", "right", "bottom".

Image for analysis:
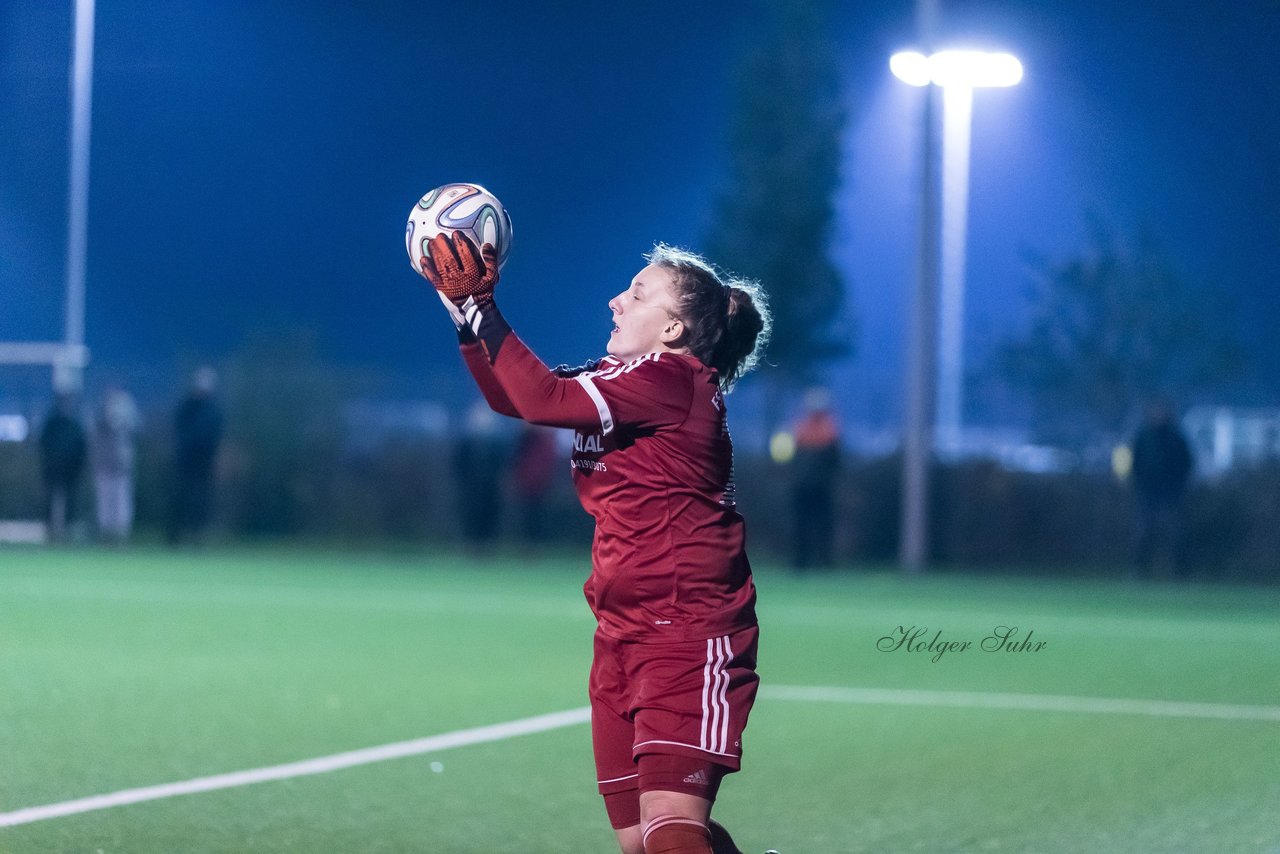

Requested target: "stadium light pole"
[
  {"left": 892, "top": 49, "right": 1022, "bottom": 455},
  {"left": 891, "top": 45, "right": 1021, "bottom": 572},
  {"left": 61, "top": 0, "right": 96, "bottom": 393},
  {"left": 895, "top": 0, "right": 941, "bottom": 575}
]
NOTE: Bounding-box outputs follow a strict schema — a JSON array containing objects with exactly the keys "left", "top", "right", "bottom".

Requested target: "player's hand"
[{"left": 420, "top": 231, "right": 499, "bottom": 304}]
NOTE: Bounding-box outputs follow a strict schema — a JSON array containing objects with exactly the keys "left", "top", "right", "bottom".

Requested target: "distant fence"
[
  {"left": 735, "top": 454, "right": 1277, "bottom": 580},
  {"left": 2, "top": 432, "right": 1276, "bottom": 580}
]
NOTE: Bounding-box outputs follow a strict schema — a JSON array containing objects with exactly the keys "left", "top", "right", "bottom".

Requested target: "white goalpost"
[
  {"left": 0, "top": 0, "right": 96, "bottom": 542},
  {"left": 0, "top": 0, "right": 95, "bottom": 390}
]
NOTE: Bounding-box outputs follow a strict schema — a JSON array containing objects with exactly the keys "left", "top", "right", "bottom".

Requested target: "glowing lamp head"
[
  {"left": 890, "top": 52, "right": 932, "bottom": 87},
  {"left": 891, "top": 50, "right": 1023, "bottom": 88}
]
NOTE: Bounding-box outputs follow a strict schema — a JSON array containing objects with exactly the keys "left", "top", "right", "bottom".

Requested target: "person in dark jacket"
[
  {"left": 789, "top": 388, "right": 841, "bottom": 570},
  {"left": 1130, "top": 398, "right": 1194, "bottom": 578},
  {"left": 39, "top": 393, "right": 87, "bottom": 543},
  {"left": 168, "top": 367, "right": 223, "bottom": 545}
]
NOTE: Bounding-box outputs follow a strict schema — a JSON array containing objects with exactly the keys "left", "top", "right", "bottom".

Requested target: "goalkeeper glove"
[
  {"left": 421, "top": 235, "right": 510, "bottom": 361},
  {"left": 419, "top": 231, "right": 499, "bottom": 305}
]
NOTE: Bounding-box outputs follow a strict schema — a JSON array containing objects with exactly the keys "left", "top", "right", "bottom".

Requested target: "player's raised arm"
[
  {"left": 413, "top": 226, "right": 519, "bottom": 418},
  {"left": 407, "top": 184, "right": 525, "bottom": 418},
  {"left": 422, "top": 231, "right": 601, "bottom": 431},
  {"left": 419, "top": 289, "right": 518, "bottom": 419}
]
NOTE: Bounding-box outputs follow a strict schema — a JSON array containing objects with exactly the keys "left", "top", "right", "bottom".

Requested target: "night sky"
[{"left": 2, "top": 0, "right": 1277, "bottom": 430}]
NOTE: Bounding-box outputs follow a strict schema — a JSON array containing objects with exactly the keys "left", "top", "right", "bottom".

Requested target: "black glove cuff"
[
  {"left": 457, "top": 296, "right": 511, "bottom": 363},
  {"left": 552, "top": 358, "right": 604, "bottom": 378}
]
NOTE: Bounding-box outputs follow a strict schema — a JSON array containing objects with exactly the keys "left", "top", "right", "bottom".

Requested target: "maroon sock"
[{"left": 643, "top": 816, "right": 713, "bottom": 854}]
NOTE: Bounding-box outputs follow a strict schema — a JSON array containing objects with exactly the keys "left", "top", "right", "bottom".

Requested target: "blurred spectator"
[
  {"left": 39, "top": 393, "right": 87, "bottom": 544},
  {"left": 790, "top": 388, "right": 841, "bottom": 570},
  {"left": 168, "top": 367, "right": 223, "bottom": 545},
  {"left": 1130, "top": 398, "right": 1194, "bottom": 579},
  {"left": 452, "top": 401, "right": 506, "bottom": 549},
  {"left": 91, "top": 386, "right": 142, "bottom": 545},
  {"left": 511, "top": 425, "right": 560, "bottom": 545}
]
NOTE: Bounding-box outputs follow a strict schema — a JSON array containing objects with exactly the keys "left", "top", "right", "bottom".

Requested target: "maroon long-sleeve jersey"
[{"left": 460, "top": 332, "right": 757, "bottom": 642}]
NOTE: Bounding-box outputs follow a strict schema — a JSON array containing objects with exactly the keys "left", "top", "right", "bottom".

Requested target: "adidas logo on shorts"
[{"left": 682, "top": 769, "right": 710, "bottom": 785}]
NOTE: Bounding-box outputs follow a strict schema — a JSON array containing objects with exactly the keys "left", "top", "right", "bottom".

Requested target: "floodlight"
[
  {"left": 890, "top": 50, "right": 1023, "bottom": 89},
  {"left": 889, "top": 51, "right": 932, "bottom": 87}
]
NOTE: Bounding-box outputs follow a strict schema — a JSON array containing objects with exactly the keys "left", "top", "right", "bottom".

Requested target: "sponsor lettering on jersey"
[{"left": 574, "top": 432, "right": 604, "bottom": 453}]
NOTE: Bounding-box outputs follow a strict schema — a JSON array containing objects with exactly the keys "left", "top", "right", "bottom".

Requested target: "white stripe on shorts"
[
  {"left": 701, "top": 635, "right": 732, "bottom": 754},
  {"left": 574, "top": 375, "right": 615, "bottom": 435}
]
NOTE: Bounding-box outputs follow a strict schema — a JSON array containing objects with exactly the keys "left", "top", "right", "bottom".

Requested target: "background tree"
[
  {"left": 706, "top": 0, "right": 850, "bottom": 414},
  {"left": 996, "top": 223, "right": 1244, "bottom": 448}
]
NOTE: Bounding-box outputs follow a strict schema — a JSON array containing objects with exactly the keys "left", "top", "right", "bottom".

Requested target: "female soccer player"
[{"left": 421, "top": 231, "right": 771, "bottom": 854}]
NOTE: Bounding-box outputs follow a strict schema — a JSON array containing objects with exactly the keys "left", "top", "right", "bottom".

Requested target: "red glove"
[{"left": 419, "top": 231, "right": 499, "bottom": 304}]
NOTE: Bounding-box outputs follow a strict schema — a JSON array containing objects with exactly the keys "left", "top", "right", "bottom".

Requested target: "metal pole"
[
  {"left": 937, "top": 84, "right": 973, "bottom": 454},
  {"left": 60, "top": 0, "right": 95, "bottom": 393},
  {"left": 900, "top": 0, "right": 941, "bottom": 573}
]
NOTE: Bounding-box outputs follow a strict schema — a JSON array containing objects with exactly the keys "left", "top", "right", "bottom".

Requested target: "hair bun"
[
  {"left": 645, "top": 244, "right": 771, "bottom": 390},
  {"left": 719, "top": 280, "right": 770, "bottom": 389}
]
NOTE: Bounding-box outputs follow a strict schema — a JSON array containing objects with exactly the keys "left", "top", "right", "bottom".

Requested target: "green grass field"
[{"left": 2, "top": 547, "right": 1278, "bottom": 852}]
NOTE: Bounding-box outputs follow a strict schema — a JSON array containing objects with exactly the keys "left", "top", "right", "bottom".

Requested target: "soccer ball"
[{"left": 406, "top": 183, "right": 513, "bottom": 275}]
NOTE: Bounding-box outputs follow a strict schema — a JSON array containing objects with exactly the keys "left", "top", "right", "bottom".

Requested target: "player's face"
[{"left": 607, "top": 264, "right": 684, "bottom": 360}]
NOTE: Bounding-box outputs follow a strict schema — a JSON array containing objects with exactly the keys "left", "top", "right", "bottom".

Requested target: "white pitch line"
[
  {"left": 763, "top": 685, "right": 1280, "bottom": 722},
  {"left": 6, "top": 686, "right": 1278, "bottom": 830},
  {"left": 0, "top": 707, "right": 590, "bottom": 829}
]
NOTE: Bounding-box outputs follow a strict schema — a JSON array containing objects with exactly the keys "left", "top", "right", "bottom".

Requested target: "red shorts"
[{"left": 590, "top": 624, "right": 760, "bottom": 798}]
